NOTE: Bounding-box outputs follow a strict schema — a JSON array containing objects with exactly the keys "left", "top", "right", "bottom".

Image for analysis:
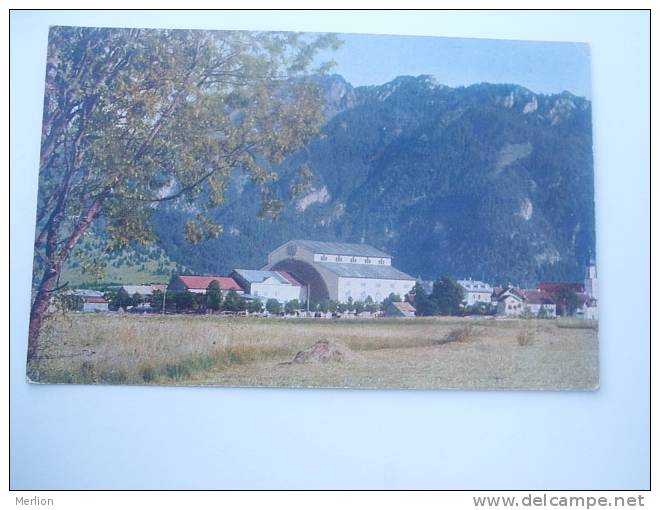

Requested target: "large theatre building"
[{"left": 263, "top": 240, "right": 416, "bottom": 303}]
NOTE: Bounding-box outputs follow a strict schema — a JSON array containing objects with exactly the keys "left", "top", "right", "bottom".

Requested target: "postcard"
[{"left": 27, "top": 26, "right": 597, "bottom": 389}]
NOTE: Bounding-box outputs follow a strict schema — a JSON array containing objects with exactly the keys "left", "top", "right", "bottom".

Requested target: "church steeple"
[{"left": 585, "top": 258, "right": 597, "bottom": 298}]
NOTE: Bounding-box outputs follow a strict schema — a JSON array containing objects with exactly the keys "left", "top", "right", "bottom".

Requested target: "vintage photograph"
[{"left": 28, "top": 26, "right": 598, "bottom": 390}]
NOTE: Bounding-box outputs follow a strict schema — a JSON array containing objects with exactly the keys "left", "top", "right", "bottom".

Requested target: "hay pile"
[{"left": 289, "top": 339, "right": 356, "bottom": 364}]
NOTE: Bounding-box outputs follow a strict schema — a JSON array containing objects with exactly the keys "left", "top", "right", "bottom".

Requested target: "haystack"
[{"left": 290, "top": 339, "right": 355, "bottom": 364}]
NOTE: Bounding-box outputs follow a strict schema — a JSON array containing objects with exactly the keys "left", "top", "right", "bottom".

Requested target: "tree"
[
  {"left": 237, "top": 298, "right": 249, "bottom": 313},
  {"left": 314, "top": 300, "right": 329, "bottom": 313},
  {"left": 285, "top": 299, "right": 300, "bottom": 314},
  {"left": 248, "top": 299, "right": 263, "bottom": 314},
  {"left": 431, "top": 277, "right": 465, "bottom": 315},
  {"left": 28, "top": 27, "right": 340, "bottom": 359},
  {"left": 223, "top": 290, "right": 241, "bottom": 312},
  {"left": 206, "top": 280, "right": 222, "bottom": 312},
  {"left": 364, "top": 296, "right": 378, "bottom": 313},
  {"left": 354, "top": 300, "right": 365, "bottom": 314},
  {"left": 553, "top": 287, "right": 579, "bottom": 316},
  {"left": 412, "top": 282, "right": 437, "bottom": 316},
  {"left": 113, "top": 287, "right": 132, "bottom": 311},
  {"left": 175, "top": 291, "right": 194, "bottom": 311},
  {"left": 266, "top": 298, "right": 281, "bottom": 315},
  {"left": 381, "top": 292, "right": 402, "bottom": 310},
  {"left": 150, "top": 289, "right": 164, "bottom": 309}
]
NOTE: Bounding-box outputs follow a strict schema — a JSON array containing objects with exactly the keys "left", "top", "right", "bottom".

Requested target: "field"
[{"left": 28, "top": 314, "right": 599, "bottom": 390}]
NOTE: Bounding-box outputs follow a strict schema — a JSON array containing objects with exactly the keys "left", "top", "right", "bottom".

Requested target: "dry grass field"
[{"left": 28, "top": 314, "right": 599, "bottom": 390}]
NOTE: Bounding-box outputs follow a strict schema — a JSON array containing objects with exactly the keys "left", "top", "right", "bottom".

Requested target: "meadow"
[{"left": 28, "top": 314, "right": 599, "bottom": 390}]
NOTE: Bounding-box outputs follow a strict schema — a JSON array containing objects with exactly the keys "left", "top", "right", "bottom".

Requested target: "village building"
[
  {"left": 230, "top": 269, "right": 306, "bottom": 304},
  {"left": 68, "top": 289, "right": 104, "bottom": 298},
  {"left": 80, "top": 296, "right": 109, "bottom": 312},
  {"left": 537, "top": 261, "right": 598, "bottom": 319},
  {"left": 63, "top": 289, "right": 108, "bottom": 312},
  {"left": 264, "top": 240, "right": 416, "bottom": 303},
  {"left": 493, "top": 287, "right": 526, "bottom": 317},
  {"left": 384, "top": 301, "right": 416, "bottom": 318},
  {"left": 584, "top": 260, "right": 598, "bottom": 298},
  {"left": 520, "top": 289, "right": 557, "bottom": 317},
  {"left": 457, "top": 279, "right": 493, "bottom": 306},
  {"left": 121, "top": 284, "right": 167, "bottom": 297},
  {"left": 167, "top": 275, "right": 243, "bottom": 295},
  {"left": 575, "top": 293, "right": 598, "bottom": 320}
]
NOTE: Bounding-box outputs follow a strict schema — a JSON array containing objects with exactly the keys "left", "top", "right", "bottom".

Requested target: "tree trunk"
[
  {"left": 27, "top": 195, "right": 104, "bottom": 361},
  {"left": 27, "top": 266, "right": 60, "bottom": 361}
]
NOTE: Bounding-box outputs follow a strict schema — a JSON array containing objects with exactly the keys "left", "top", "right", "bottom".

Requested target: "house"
[
  {"left": 167, "top": 275, "right": 243, "bottom": 295},
  {"left": 66, "top": 289, "right": 104, "bottom": 298},
  {"left": 457, "top": 279, "right": 493, "bottom": 306},
  {"left": 81, "top": 296, "right": 109, "bottom": 312},
  {"left": 538, "top": 261, "right": 598, "bottom": 319},
  {"left": 263, "top": 240, "right": 416, "bottom": 303},
  {"left": 575, "top": 293, "right": 598, "bottom": 320},
  {"left": 230, "top": 269, "right": 306, "bottom": 304},
  {"left": 521, "top": 289, "right": 557, "bottom": 317},
  {"left": 121, "top": 284, "right": 167, "bottom": 297},
  {"left": 493, "top": 287, "right": 526, "bottom": 316},
  {"left": 384, "top": 301, "right": 416, "bottom": 318}
]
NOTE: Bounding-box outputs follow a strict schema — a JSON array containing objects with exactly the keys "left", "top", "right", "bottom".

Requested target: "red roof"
[
  {"left": 82, "top": 296, "right": 108, "bottom": 304},
  {"left": 278, "top": 271, "right": 303, "bottom": 287},
  {"left": 539, "top": 282, "right": 584, "bottom": 294},
  {"left": 177, "top": 275, "right": 242, "bottom": 291},
  {"left": 521, "top": 289, "right": 555, "bottom": 305}
]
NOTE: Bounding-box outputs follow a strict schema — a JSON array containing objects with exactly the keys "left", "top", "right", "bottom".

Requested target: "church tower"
[{"left": 585, "top": 258, "right": 597, "bottom": 298}]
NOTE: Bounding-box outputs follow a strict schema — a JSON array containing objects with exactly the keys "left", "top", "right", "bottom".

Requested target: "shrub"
[
  {"left": 140, "top": 365, "right": 157, "bottom": 383},
  {"left": 162, "top": 363, "right": 192, "bottom": 380},
  {"left": 79, "top": 361, "right": 97, "bottom": 383},
  {"left": 98, "top": 369, "right": 128, "bottom": 384},
  {"left": 433, "top": 326, "right": 474, "bottom": 345}
]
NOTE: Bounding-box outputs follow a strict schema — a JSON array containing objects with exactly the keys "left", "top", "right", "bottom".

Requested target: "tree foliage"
[
  {"left": 28, "top": 26, "right": 340, "bottom": 359},
  {"left": 380, "top": 292, "right": 402, "bottom": 310},
  {"left": 285, "top": 299, "right": 300, "bottom": 314},
  {"left": 552, "top": 287, "right": 579, "bottom": 316},
  {"left": 206, "top": 280, "right": 222, "bottom": 311},
  {"left": 411, "top": 282, "right": 437, "bottom": 316},
  {"left": 265, "top": 298, "right": 281, "bottom": 315},
  {"left": 223, "top": 289, "right": 241, "bottom": 312},
  {"left": 430, "top": 277, "right": 465, "bottom": 316}
]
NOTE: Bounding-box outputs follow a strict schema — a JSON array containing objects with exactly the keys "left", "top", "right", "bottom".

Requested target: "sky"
[{"left": 314, "top": 32, "right": 592, "bottom": 99}]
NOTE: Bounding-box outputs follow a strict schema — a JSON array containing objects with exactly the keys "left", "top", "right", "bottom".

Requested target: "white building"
[
  {"left": 81, "top": 296, "right": 109, "bottom": 312},
  {"left": 494, "top": 287, "right": 526, "bottom": 316},
  {"left": 457, "top": 279, "right": 493, "bottom": 306},
  {"left": 230, "top": 269, "right": 306, "bottom": 304},
  {"left": 264, "top": 240, "right": 416, "bottom": 303},
  {"left": 585, "top": 260, "right": 598, "bottom": 299},
  {"left": 521, "top": 289, "right": 557, "bottom": 317},
  {"left": 582, "top": 260, "right": 598, "bottom": 320}
]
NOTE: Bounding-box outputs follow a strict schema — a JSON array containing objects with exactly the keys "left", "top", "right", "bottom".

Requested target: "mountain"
[{"left": 148, "top": 74, "right": 595, "bottom": 287}]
